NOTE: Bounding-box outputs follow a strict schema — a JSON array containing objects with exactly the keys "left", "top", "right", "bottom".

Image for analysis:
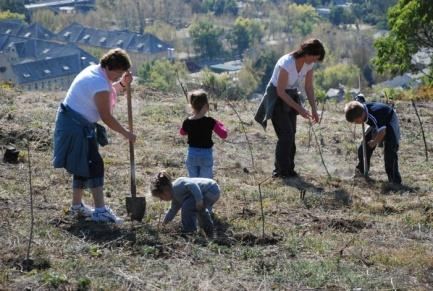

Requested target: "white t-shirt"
[
  {"left": 270, "top": 54, "right": 314, "bottom": 89},
  {"left": 64, "top": 64, "right": 111, "bottom": 123}
]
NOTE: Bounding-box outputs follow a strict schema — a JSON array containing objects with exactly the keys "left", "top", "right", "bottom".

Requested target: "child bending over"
[
  {"left": 180, "top": 89, "right": 228, "bottom": 178},
  {"left": 344, "top": 97, "right": 401, "bottom": 184},
  {"left": 150, "top": 171, "right": 221, "bottom": 236}
]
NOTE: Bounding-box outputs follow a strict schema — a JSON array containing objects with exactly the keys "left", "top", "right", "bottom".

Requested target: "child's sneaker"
[
  {"left": 92, "top": 207, "right": 123, "bottom": 224},
  {"left": 69, "top": 203, "right": 93, "bottom": 218}
]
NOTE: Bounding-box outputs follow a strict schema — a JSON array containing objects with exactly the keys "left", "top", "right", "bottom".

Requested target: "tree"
[
  {"left": 373, "top": 0, "right": 433, "bottom": 77},
  {"left": 227, "top": 17, "right": 263, "bottom": 54},
  {"left": 137, "top": 60, "right": 188, "bottom": 92},
  {"left": 0, "top": 11, "right": 24, "bottom": 22},
  {"left": 252, "top": 48, "right": 279, "bottom": 91},
  {"left": 329, "top": 6, "right": 355, "bottom": 26},
  {"left": 285, "top": 4, "right": 318, "bottom": 36},
  {"left": 315, "top": 63, "right": 360, "bottom": 90},
  {"left": 189, "top": 19, "right": 224, "bottom": 58},
  {"left": 0, "top": 0, "right": 25, "bottom": 14}
]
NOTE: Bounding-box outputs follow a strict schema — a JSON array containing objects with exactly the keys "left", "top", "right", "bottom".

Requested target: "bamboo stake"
[
  {"left": 25, "top": 141, "right": 34, "bottom": 269},
  {"left": 411, "top": 100, "right": 428, "bottom": 161},
  {"left": 311, "top": 124, "right": 331, "bottom": 178}
]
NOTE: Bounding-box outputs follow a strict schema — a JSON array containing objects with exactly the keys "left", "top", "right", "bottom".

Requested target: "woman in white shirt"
[
  {"left": 255, "top": 38, "right": 325, "bottom": 178},
  {"left": 53, "top": 48, "right": 136, "bottom": 224}
]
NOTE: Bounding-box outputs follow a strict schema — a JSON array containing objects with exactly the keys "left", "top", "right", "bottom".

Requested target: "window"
[
  {"left": 24, "top": 32, "right": 31, "bottom": 37},
  {"left": 116, "top": 40, "right": 123, "bottom": 46},
  {"left": 137, "top": 43, "right": 144, "bottom": 49},
  {"left": 23, "top": 73, "right": 31, "bottom": 78},
  {"left": 5, "top": 29, "right": 11, "bottom": 34},
  {"left": 83, "top": 34, "right": 90, "bottom": 41},
  {"left": 99, "top": 37, "right": 107, "bottom": 43},
  {"left": 62, "top": 65, "right": 70, "bottom": 71},
  {"left": 43, "top": 48, "right": 50, "bottom": 54},
  {"left": 64, "top": 31, "right": 71, "bottom": 37},
  {"left": 44, "top": 69, "right": 51, "bottom": 74}
]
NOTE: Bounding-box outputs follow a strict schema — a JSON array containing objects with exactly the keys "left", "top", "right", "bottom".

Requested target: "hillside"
[{"left": 1, "top": 87, "right": 433, "bottom": 290}]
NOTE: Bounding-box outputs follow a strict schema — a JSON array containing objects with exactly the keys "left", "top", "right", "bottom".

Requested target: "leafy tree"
[
  {"left": 329, "top": 6, "right": 355, "bottom": 26},
  {"left": 252, "top": 48, "right": 280, "bottom": 91},
  {"left": 227, "top": 17, "right": 263, "bottom": 54},
  {"left": 285, "top": 4, "right": 318, "bottom": 36},
  {"left": 137, "top": 59, "right": 188, "bottom": 92},
  {"left": 0, "top": 11, "right": 24, "bottom": 22},
  {"left": 189, "top": 19, "right": 224, "bottom": 58},
  {"left": 315, "top": 63, "right": 360, "bottom": 90},
  {"left": 0, "top": 0, "right": 25, "bottom": 14},
  {"left": 350, "top": 0, "right": 397, "bottom": 29},
  {"left": 373, "top": 0, "right": 433, "bottom": 78}
]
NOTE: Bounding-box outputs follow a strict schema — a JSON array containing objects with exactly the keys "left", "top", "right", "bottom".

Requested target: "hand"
[
  {"left": 367, "top": 140, "right": 377, "bottom": 149},
  {"left": 311, "top": 110, "right": 319, "bottom": 124},
  {"left": 196, "top": 200, "right": 204, "bottom": 210},
  {"left": 298, "top": 107, "right": 312, "bottom": 120},
  {"left": 121, "top": 71, "right": 133, "bottom": 87},
  {"left": 124, "top": 131, "right": 136, "bottom": 143}
]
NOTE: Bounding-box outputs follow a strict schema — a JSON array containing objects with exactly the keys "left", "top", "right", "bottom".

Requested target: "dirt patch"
[
  {"left": 232, "top": 232, "right": 282, "bottom": 246},
  {"left": 328, "top": 218, "right": 370, "bottom": 233},
  {"left": 312, "top": 218, "right": 371, "bottom": 233},
  {"left": 50, "top": 218, "right": 137, "bottom": 247}
]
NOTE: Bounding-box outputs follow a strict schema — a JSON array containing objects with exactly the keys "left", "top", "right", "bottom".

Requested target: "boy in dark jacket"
[{"left": 344, "top": 97, "right": 401, "bottom": 184}]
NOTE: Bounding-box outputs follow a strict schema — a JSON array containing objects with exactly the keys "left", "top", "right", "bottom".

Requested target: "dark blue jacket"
[
  {"left": 53, "top": 104, "right": 96, "bottom": 177},
  {"left": 364, "top": 102, "right": 394, "bottom": 129}
]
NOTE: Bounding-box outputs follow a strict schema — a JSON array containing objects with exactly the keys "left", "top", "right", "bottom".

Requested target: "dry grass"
[{"left": 1, "top": 86, "right": 433, "bottom": 290}]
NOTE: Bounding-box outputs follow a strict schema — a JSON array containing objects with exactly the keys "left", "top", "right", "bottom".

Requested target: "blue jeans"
[
  {"left": 185, "top": 147, "right": 213, "bottom": 178},
  {"left": 181, "top": 184, "right": 220, "bottom": 233}
]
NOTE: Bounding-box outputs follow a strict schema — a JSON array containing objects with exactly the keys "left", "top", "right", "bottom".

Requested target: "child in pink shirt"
[{"left": 180, "top": 89, "right": 228, "bottom": 178}]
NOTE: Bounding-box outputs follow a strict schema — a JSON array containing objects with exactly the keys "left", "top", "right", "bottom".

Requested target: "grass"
[{"left": 1, "top": 86, "right": 433, "bottom": 289}]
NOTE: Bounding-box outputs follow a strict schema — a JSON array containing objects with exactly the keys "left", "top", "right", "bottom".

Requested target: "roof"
[
  {"left": 12, "top": 54, "right": 82, "bottom": 84},
  {"left": 209, "top": 60, "right": 243, "bottom": 73},
  {"left": 0, "top": 19, "right": 54, "bottom": 40},
  {"left": 0, "top": 34, "right": 98, "bottom": 84},
  {"left": 56, "top": 22, "right": 172, "bottom": 53}
]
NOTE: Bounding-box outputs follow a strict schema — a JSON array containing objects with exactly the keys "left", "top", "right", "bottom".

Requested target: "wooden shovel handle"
[
  {"left": 361, "top": 122, "right": 368, "bottom": 177},
  {"left": 126, "top": 84, "right": 137, "bottom": 197}
]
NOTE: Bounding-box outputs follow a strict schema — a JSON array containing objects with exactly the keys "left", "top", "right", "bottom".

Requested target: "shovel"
[
  {"left": 361, "top": 122, "right": 368, "bottom": 177},
  {"left": 125, "top": 84, "right": 146, "bottom": 221}
]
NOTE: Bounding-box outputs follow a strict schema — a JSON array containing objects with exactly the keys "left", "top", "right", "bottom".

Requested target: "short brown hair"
[
  {"left": 100, "top": 48, "right": 131, "bottom": 71},
  {"left": 293, "top": 38, "right": 325, "bottom": 62},
  {"left": 188, "top": 89, "right": 208, "bottom": 112},
  {"left": 344, "top": 101, "right": 365, "bottom": 122},
  {"left": 150, "top": 171, "right": 172, "bottom": 197}
]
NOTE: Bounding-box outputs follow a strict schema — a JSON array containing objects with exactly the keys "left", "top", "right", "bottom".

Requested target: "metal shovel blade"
[{"left": 126, "top": 197, "right": 146, "bottom": 221}]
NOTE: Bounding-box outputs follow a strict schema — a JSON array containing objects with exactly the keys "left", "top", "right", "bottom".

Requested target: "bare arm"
[
  {"left": 94, "top": 91, "right": 136, "bottom": 142},
  {"left": 112, "top": 71, "right": 133, "bottom": 95},
  {"left": 276, "top": 68, "right": 311, "bottom": 120},
  {"left": 305, "top": 70, "right": 319, "bottom": 123}
]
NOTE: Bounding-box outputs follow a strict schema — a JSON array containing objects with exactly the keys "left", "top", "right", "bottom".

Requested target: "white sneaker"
[
  {"left": 92, "top": 207, "right": 123, "bottom": 224},
  {"left": 69, "top": 203, "right": 94, "bottom": 218}
]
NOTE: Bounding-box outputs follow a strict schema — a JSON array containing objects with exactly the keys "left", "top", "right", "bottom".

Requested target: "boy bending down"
[{"left": 344, "top": 98, "right": 401, "bottom": 185}]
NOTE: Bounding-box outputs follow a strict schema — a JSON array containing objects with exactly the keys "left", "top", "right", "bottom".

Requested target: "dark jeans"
[
  {"left": 73, "top": 137, "right": 104, "bottom": 189},
  {"left": 271, "top": 98, "right": 297, "bottom": 176},
  {"left": 356, "top": 127, "right": 402, "bottom": 184}
]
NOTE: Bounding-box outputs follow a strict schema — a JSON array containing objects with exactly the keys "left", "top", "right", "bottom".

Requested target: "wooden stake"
[
  {"left": 411, "top": 100, "right": 428, "bottom": 161},
  {"left": 361, "top": 122, "right": 368, "bottom": 176}
]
